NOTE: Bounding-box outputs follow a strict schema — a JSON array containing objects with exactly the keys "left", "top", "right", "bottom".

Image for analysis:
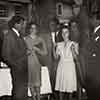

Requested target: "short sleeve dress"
[{"left": 55, "top": 41, "right": 78, "bottom": 93}]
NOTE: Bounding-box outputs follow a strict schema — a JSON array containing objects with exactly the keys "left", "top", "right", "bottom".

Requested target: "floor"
[{"left": 0, "top": 92, "right": 87, "bottom": 100}]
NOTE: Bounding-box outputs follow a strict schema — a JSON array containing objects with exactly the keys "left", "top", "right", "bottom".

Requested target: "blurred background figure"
[
  {"left": 70, "top": 19, "right": 80, "bottom": 43},
  {"left": 86, "top": 13, "right": 100, "bottom": 100}
]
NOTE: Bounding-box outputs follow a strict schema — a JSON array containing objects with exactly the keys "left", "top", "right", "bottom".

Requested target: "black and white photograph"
[{"left": 0, "top": 0, "right": 100, "bottom": 100}]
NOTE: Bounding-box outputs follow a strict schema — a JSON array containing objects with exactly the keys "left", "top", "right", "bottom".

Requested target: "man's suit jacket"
[
  {"left": 39, "top": 33, "right": 53, "bottom": 69},
  {"left": 86, "top": 26, "right": 100, "bottom": 90},
  {"left": 2, "top": 29, "right": 28, "bottom": 74}
]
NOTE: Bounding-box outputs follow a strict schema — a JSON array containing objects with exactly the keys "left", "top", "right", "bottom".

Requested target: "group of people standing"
[
  {"left": 1, "top": 12, "right": 100, "bottom": 100},
  {"left": 0, "top": 15, "right": 80, "bottom": 100}
]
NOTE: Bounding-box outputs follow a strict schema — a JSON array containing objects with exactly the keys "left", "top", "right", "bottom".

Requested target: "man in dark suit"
[
  {"left": 2, "top": 16, "right": 28, "bottom": 100},
  {"left": 49, "top": 18, "right": 63, "bottom": 45},
  {"left": 86, "top": 14, "right": 100, "bottom": 100},
  {"left": 48, "top": 17, "right": 64, "bottom": 89}
]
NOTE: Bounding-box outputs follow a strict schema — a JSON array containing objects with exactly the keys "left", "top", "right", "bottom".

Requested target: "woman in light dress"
[
  {"left": 25, "top": 22, "right": 47, "bottom": 100},
  {"left": 54, "top": 25, "right": 79, "bottom": 100}
]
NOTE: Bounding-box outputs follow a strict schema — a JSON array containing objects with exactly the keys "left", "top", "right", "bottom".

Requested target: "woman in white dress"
[{"left": 54, "top": 25, "right": 79, "bottom": 100}]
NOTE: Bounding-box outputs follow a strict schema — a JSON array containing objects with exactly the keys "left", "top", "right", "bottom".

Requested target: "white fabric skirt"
[
  {"left": 28, "top": 66, "right": 52, "bottom": 96},
  {"left": 0, "top": 67, "right": 52, "bottom": 97},
  {"left": 0, "top": 68, "right": 12, "bottom": 96},
  {"left": 55, "top": 60, "right": 77, "bottom": 93}
]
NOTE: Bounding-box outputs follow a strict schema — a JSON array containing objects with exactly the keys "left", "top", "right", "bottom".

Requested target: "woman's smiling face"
[{"left": 62, "top": 28, "right": 69, "bottom": 41}]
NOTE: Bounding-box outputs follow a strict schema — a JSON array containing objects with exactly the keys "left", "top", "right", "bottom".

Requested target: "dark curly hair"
[
  {"left": 8, "top": 15, "right": 25, "bottom": 29},
  {"left": 61, "top": 24, "right": 71, "bottom": 40}
]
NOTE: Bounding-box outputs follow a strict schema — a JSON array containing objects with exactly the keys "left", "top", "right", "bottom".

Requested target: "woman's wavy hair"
[{"left": 60, "top": 23, "right": 71, "bottom": 40}]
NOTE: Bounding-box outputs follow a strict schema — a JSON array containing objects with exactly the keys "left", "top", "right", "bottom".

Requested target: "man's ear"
[{"left": 14, "top": 23, "right": 17, "bottom": 28}]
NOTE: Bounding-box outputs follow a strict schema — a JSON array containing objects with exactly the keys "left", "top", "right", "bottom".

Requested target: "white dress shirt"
[
  {"left": 12, "top": 28, "right": 20, "bottom": 37},
  {"left": 94, "top": 25, "right": 100, "bottom": 33},
  {"left": 94, "top": 25, "right": 100, "bottom": 42},
  {"left": 51, "top": 31, "right": 59, "bottom": 44},
  {"left": 51, "top": 32, "right": 56, "bottom": 44}
]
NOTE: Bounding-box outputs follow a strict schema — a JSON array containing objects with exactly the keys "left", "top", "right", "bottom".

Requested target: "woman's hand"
[
  {"left": 71, "top": 44, "right": 78, "bottom": 59},
  {"left": 27, "top": 49, "right": 32, "bottom": 56},
  {"left": 32, "top": 46, "right": 40, "bottom": 52}
]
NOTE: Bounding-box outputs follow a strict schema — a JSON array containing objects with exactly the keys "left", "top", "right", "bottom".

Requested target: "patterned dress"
[{"left": 55, "top": 41, "right": 78, "bottom": 93}]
